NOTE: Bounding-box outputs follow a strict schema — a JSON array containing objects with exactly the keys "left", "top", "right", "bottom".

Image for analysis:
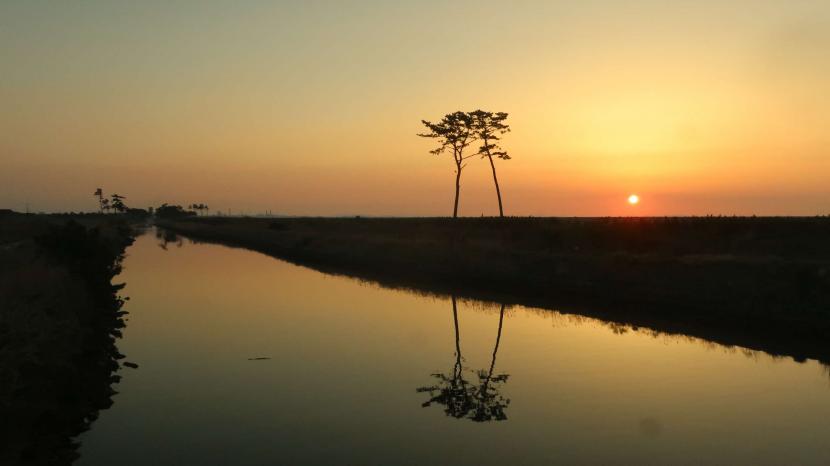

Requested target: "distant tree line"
[
  {"left": 92, "top": 190, "right": 217, "bottom": 220},
  {"left": 93, "top": 188, "right": 129, "bottom": 214},
  {"left": 155, "top": 204, "right": 198, "bottom": 220},
  {"left": 419, "top": 110, "right": 511, "bottom": 218},
  {"left": 153, "top": 203, "right": 211, "bottom": 219},
  {"left": 188, "top": 203, "right": 210, "bottom": 216},
  {"left": 92, "top": 189, "right": 152, "bottom": 219}
]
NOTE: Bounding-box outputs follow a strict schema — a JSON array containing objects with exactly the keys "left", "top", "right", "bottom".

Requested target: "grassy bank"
[
  {"left": 0, "top": 212, "right": 137, "bottom": 465},
  {"left": 157, "top": 216, "right": 830, "bottom": 365}
]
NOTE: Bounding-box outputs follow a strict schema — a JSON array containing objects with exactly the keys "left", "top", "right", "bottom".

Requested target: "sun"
[{"left": 628, "top": 194, "right": 640, "bottom": 205}]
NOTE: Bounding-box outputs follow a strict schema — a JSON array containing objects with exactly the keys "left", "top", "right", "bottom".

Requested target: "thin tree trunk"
[
  {"left": 479, "top": 303, "right": 506, "bottom": 398},
  {"left": 452, "top": 296, "right": 461, "bottom": 360},
  {"left": 488, "top": 304, "right": 505, "bottom": 377},
  {"left": 452, "top": 295, "right": 462, "bottom": 378},
  {"left": 453, "top": 164, "right": 461, "bottom": 218},
  {"left": 487, "top": 155, "right": 504, "bottom": 217}
]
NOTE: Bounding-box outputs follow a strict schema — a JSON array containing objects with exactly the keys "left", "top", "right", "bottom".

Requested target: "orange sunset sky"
[{"left": 2, "top": 1, "right": 828, "bottom": 216}]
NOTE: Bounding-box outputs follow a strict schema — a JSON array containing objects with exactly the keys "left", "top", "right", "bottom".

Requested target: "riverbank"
[
  {"left": 0, "top": 212, "right": 138, "bottom": 464},
  {"left": 157, "top": 216, "right": 830, "bottom": 364}
]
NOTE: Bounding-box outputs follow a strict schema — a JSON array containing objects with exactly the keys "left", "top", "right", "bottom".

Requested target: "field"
[{"left": 157, "top": 216, "right": 830, "bottom": 365}]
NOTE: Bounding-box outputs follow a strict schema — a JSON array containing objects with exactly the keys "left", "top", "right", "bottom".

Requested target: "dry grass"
[{"left": 0, "top": 213, "right": 134, "bottom": 464}]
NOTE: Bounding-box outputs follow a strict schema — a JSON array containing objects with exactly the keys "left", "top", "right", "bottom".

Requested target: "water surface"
[{"left": 78, "top": 230, "right": 830, "bottom": 465}]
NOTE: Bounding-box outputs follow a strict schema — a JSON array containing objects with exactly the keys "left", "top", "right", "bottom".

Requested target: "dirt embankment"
[{"left": 0, "top": 213, "right": 137, "bottom": 465}]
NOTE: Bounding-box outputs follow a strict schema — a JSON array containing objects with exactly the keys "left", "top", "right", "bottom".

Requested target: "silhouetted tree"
[
  {"left": 417, "top": 296, "right": 473, "bottom": 417},
  {"left": 93, "top": 188, "right": 105, "bottom": 213},
  {"left": 470, "top": 110, "right": 511, "bottom": 217},
  {"left": 155, "top": 228, "right": 183, "bottom": 250},
  {"left": 110, "top": 194, "right": 127, "bottom": 213},
  {"left": 472, "top": 304, "right": 509, "bottom": 421},
  {"left": 100, "top": 198, "right": 111, "bottom": 214},
  {"left": 155, "top": 203, "right": 197, "bottom": 219},
  {"left": 417, "top": 297, "right": 510, "bottom": 422},
  {"left": 419, "top": 112, "right": 476, "bottom": 218},
  {"left": 188, "top": 203, "right": 210, "bottom": 216}
]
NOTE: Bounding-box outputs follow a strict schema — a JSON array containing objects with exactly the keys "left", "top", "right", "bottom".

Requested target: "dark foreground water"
[{"left": 76, "top": 230, "right": 830, "bottom": 465}]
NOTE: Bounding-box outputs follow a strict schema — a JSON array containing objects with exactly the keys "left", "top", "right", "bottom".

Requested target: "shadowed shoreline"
[
  {"left": 157, "top": 216, "right": 830, "bottom": 366},
  {"left": 0, "top": 212, "right": 138, "bottom": 465}
]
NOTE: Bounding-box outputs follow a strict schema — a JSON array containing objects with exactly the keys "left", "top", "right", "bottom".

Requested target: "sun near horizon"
[
  {"left": 3, "top": 3, "right": 830, "bottom": 465},
  {"left": 1, "top": 1, "right": 829, "bottom": 216}
]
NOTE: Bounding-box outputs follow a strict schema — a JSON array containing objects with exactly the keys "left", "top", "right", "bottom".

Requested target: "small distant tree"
[
  {"left": 93, "top": 188, "right": 105, "bottom": 213},
  {"left": 110, "top": 194, "right": 127, "bottom": 213},
  {"left": 418, "top": 112, "right": 476, "bottom": 218},
  {"left": 470, "top": 110, "right": 511, "bottom": 217},
  {"left": 101, "top": 198, "right": 111, "bottom": 214},
  {"left": 189, "top": 203, "right": 209, "bottom": 216},
  {"left": 187, "top": 203, "right": 210, "bottom": 215}
]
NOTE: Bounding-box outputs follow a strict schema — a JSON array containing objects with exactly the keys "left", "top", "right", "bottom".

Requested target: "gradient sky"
[{"left": 2, "top": 0, "right": 828, "bottom": 216}]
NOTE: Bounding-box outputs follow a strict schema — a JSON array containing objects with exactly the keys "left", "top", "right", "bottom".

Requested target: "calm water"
[{"left": 77, "top": 230, "right": 830, "bottom": 465}]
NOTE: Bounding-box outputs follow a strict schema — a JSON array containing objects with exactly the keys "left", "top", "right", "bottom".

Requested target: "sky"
[{"left": 1, "top": 0, "right": 828, "bottom": 216}]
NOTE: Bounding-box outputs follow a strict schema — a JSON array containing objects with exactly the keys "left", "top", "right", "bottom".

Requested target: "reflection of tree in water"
[
  {"left": 417, "top": 296, "right": 510, "bottom": 422},
  {"left": 156, "top": 228, "right": 183, "bottom": 250}
]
